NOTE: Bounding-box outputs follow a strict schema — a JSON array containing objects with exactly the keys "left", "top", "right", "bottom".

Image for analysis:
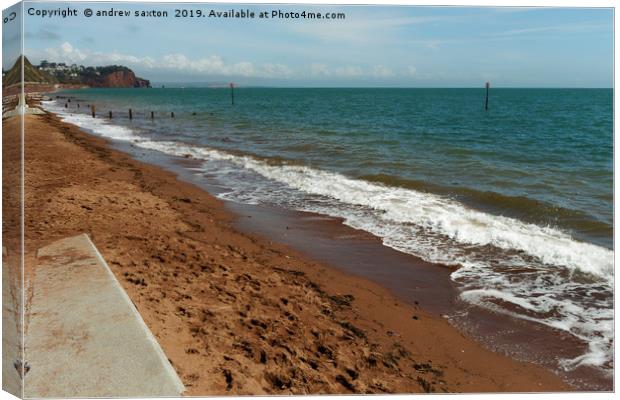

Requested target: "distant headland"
[{"left": 2, "top": 56, "right": 151, "bottom": 92}]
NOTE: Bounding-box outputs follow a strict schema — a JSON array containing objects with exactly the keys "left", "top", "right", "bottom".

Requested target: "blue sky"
[{"left": 12, "top": 2, "right": 615, "bottom": 87}]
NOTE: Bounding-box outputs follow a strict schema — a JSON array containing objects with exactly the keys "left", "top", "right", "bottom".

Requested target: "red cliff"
[{"left": 85, "top": 69, "right": 151, "bottom": 88}]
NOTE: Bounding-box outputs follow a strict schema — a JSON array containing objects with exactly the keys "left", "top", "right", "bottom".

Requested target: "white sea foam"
[
  {"left": 44, "top": 100, "right": 614, "bottom": 373},
  {"left": 143, "top": 139, "right": 614, "bottom": 278},
  {"left": 44, "top": 101, "right": 137, "bottom": 141}
]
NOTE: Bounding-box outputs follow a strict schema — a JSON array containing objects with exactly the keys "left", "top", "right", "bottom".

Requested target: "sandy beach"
[{"left": 9, "top": 111, "right": 571, "bottom": 395}]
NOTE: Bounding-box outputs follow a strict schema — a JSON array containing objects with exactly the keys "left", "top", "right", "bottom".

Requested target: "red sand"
[{"left": 5, "top": 113, "right": 570, "bottom": 394}]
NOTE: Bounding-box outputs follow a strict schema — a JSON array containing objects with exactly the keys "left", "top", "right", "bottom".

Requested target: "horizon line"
[{"left": 146, "top": 84, "right": 614, "bottom": 89}]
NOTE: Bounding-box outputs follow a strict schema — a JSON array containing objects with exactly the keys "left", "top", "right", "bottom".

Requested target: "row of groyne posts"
[
  {"left": 59, "top": 97, "right": 177, "bottom": 120},
  {"left": 57, "top": 83, "right": 237, "bottom": 120}
]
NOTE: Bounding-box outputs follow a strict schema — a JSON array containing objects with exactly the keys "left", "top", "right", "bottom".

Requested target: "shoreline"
[
  {"left": 153, "top": 150, "right": 604, "bottom": 390},
  {"left": 17, "top": 111, "right": 572, "bottom": 394}
]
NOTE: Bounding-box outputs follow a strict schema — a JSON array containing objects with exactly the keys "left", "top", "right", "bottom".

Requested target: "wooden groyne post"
[
  {"left": 91, "top": 105, "right": 96, "bottom": 118},
  {"left": 109, "top": 111, "right": 113, "bottom": 119},
  {"left": 485, "top": 82, "right": 490, "bottom": 111},
  {"left": 171, "top": 111, "right": 175, "bottom": 118},
  {"left": 230, "top": 82, "right": 235, "bottom": 106},
  {"left": 129, "top": 109, "right": 133, "bottom": 120},
  {"left": 151, "top": 111, "right": 154, "bottom": 120}
]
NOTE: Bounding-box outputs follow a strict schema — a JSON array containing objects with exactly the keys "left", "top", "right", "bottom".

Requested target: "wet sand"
[{"left": 13, "top": 112, "right": 570, "bottom": 394}]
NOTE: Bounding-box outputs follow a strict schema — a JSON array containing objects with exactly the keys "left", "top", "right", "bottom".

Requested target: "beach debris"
[
  {"left": 381, "top": 342, "right": 411, "bottom": 369},
  {"left": 316, "top": 344, "right": 335, "bottom": 359},
  {"left": 250, "top": 318, "right": 268, "bottom": 329},
  {"left": 329, "top": 294, "right": 355, "bottom": 308},
  {"left": 264, "top": 370, "right": 292, "bottom": 390},
  {"left": 272, "top": 266, "right": 305, "bottom": 277},
  {"left": 412, "top": 362, "right": 444, "bottom": 377},
  {"left": 417, "top": 376, "right": 433, "bottom": 393},
  {"left": 222, "top": 369, "right": 234, "bottom": 390},
  {"left": 335, "top": 374, "right": 355, "bottom": 391},
  {"left": 13, "top": 359, "right": 30, "bottom": 377},
  {"left": 345, "top": 368, "right": 359, "bottom": 380},
  {"left": 338, "top": 321, "right": 366, "bottom": 339},
  {"left": 126, "top": 276, "right": 147, "bottom": 287},
  {"left": 233, "top": 340, "right": 254, "bottom": 359}
]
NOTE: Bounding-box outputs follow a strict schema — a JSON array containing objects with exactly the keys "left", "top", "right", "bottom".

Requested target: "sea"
[{"left": 43, "top": 87, "right": 614, "bottom": 381}]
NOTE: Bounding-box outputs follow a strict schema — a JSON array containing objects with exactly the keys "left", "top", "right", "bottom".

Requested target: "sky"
[{"left": 6, "top": 2, "right": 615, "bottom": 87}]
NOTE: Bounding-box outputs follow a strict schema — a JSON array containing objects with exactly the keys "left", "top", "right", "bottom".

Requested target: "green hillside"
[{"left": 2, "top": 56, "right": 57, "bottom": 86}]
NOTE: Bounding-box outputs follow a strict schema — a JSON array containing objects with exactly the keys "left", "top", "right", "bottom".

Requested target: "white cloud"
[
  {"left": 310, "top": 63, "right": 330, "bottom": 77},
  {"left": 260, "top": 63, "right": 293, "bottom": 78},
  {"left": 310, "top": 63, "right": 395, "bottom": 79},
  {"left": 158, "top": 53, "right": 257, "bottom": 76},
  {"left": 91, "top": 52, "right": 156, "bottom": 68},
  {"left": 233, "top": 62, "right": 255, "bottom": 77},
  {"left": 35, "top": 43, "right": 420, "bottom": 81},
  {"left": 44, "top": 41, "right": 88, "bottom": 63},
  {"left": 333, "top": 66, "right": 363, "bottom": 77},
  {"left": 372, "top": 65, "right": 394, "bottom": 78},
  {"left": 41, "top": 44, "right": 261, "bottom": 77},
  {"left": 42, "top": 42, "right": 156, "bottom": 68},
  {"left": 407, "top": 66, "right": 417, "bottom": 76}
]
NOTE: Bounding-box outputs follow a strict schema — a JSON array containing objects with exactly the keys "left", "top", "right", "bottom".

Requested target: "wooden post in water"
[
  {"left": 230, "top": 82, "right": 234, "bottom": 106},
  {"left": 129, "top": 109, "right": 133, "bottom": 120},
  {"left": 77, "top": 103, "right": 80, "bottom": 109},
  {"left": 91, "top": 105, "right": 96, "bottom": 118},
  {"left": 485, "top": 82, "right": 490, "bottom": 111},
  {"left": 171, "top": 111, "right": 175, "bottom": 118},
  {"left": 151, "top": 111, "right": 154, "bottom": 120},
  {"left": 109, "top": 111, "right": 113, "bottom": 119},
  {"left": 64, "top": 103, "right": 68, "bottom": 108}
]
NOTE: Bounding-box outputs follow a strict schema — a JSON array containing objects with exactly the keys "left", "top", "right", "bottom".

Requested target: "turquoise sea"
[{"left": 44, "top": 87, "right": 613, "bottom": 377}]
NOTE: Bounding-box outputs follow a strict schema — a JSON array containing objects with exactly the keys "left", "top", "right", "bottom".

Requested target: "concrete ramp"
[
  {"left": 3, "top": 93, "right": 46, "bottom": 118},
  {"left": 24, "top": 234, "right": 185, "bottom": 398}
]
